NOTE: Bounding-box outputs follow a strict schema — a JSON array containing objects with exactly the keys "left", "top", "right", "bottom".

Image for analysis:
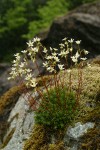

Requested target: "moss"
[
  {"left": 92, "top": 57, "right": 100, "bottom": 65},
  {"left": 80, "top": 94, "right": 100, "bottom": 124},
  {"left": 37, "top": 75, "right": 53, "bottom": 87},
  {"left": 0, "top": 128, "right": 16, "bottom": 149},
  {"left": 95, "top": 89, "right": 100, "bottom": 104},
  {"left": 82, "top": 106, "right": 100, "bottom": 123},
  {"left": 9, "top": 113, "right": 19, "bottom": 124},
  {"left": 23, "top": 124, "right": 50, "bottom": 150},
  {"left": 23, "top": 124, "right": 66, "bottom": 150},
  {"left": 0, "top": 121, "right": 9, "bottom": 143},
  {"left": 48, "top": 142, "right": 65, "bottom": 150},
  {"left": 0, "top": 114, "right": 19, "bottom": 145},
  {"left": 0, "top": 84, "right": 27, "bottom": 143},
  {"left": 71, "top": 64, "right": 100, "bottom": 122},
  {"left": 0, "top": 84, "right": 26, "bottom": 116},
  {"left": 79, "top": 93, "right": 100, "bottom": 150},
  {"left": 80, "top": 127, "right": 100, "bottom": 150},
  {"left": 80, "top": 116, "right": 100, "bottom": 150}
]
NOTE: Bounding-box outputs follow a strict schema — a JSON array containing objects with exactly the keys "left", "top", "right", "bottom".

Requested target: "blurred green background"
[{"left": 0, "top": 0, "right": 96, "bottom": 62}]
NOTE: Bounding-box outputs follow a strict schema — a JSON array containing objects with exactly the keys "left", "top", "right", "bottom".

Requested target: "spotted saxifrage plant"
[
  {"left": 8, "top": 37, "right": 89, "bottom": 129},
  {"left": 8, "top": 37, "right": 89, "bottom": 86}
]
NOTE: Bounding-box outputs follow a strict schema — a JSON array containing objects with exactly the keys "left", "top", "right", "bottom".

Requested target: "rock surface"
[
  {"left": 66, "top": 122, "right": 94, "bottom": 139},
  {"left": 0, "top": 63, "right": 15, "bottom": 97},
  {"left": 64, "top": 122, "right": 94, "bottom": 150},
  {"left": 39, "top": 1, "right": 100, "bottom": 56},
  {"left": 1, "top": 93, "right": 35, "bottom": 150}
]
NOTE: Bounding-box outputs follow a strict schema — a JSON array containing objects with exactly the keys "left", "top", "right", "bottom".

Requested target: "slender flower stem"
[{"left": 35, "top": 58, "right": 50, "bottom": 96}]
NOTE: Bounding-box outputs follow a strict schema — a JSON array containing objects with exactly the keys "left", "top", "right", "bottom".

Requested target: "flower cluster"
[
  {"left": 8, "top": 37, "right": 41, "bottom": 87},
  {"left": 8, "top": 37, "right": 89, "bottom": 88},
  {"left": 42, "top": 38, "right": 89, "bottom": 73}
]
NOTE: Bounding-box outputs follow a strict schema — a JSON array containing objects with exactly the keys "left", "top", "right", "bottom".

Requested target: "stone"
[
  {"left": 39, "top": 1, "right": 100, "bottom": 57},
  {"left": 66, "top": 122, "right": 94, "bottom": 139},
  {"left": 1, "top": 93, "right": 35, "bottom": 150},
  {"left": 64, "top": 122, "right": 95, "bottom": 150},
  {"left": 0, "top": 64, "right": 15, "bottom": 96}
]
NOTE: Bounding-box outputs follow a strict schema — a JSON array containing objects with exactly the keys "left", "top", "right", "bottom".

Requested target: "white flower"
[
  {"left": 59, "top": 50, "right": 69, "bottom": 57},
  {"left": 25, "top": 73, "right": 32, "bottom": 80},
  {"left": 53, "top": 48, "right": 58, "bottom": 51},
  {"left": 58, "top": 64, "right": 64, "bottom": 70},
  {"left": 25, "top": 69, "right": 32, "bottom": 73},
  {"left": 30, "top": 78, "right": 37, "bottom": 87},
  {"left": 12, "top": 59, "right": 19, "bottom": 67},
  {"left": 33, "top": 37, "right": 40, "bottom": 42},
  {"left": 59, "top": 43, "right": 65, "bottom": 47},
  {"left": 14, "top": 53, "right": 20, "bottom": 57},
  {"left": 53, "top": 56, "right": 59, "bottom": 62},
  {"left": 21, "top": 50, "right": 27, "bottom": 54},
  {"left": 43, "top": 48, "right": 47, "bottom": 53},
  {"left": 11, "top": 67, "right": 16, "bottom": 71},
  {"left": 50, "top": 47, "right": 53, "bottom": 51},
  {"left": 12, "top": 60, "right": 17, "bottom": 63},
  {"left": 28, "top": 52, "right": 32, "bottom": 56},
  {"left": 8, "top": 77, "right": 12, "bottom": 80},
  {"left": 62, "top": 37, "right": 67, "bottom": 41},
  {"left": 27, "top": 40, "right": 33, "bottom": 47},
  {"left": 19, "top": 62, "right": 25, "bottom": 68},
  {"left": 9, "top": 71, "right": 18, "bottom": 78},
  {"left": 30, "top": 82, "right": 37, "bottom": 87},
  {"left": 47, "top": 66, "right": 54, "bottom": 73},
  {"left": 43, "top": 61, "right": 48, "bottom": 67},
  {"left": 31, "top": 57, "right": 36, "bottom": 62},
  {"left": 65, "top": 41, "right": 68, "bottom": 45},
  {"left": 84, "top": 50, "right": 89, "bottom": 55},
  {"left": 68, "top": 38, "right": 74, "bottom": 43},
  {"left": 31, "top": 47, "right": 38, "bottom": 53},
  {"left": 46, "top": 56, "right": 53, "bottom": 60},
  {"left": 52, "top": 52, "right": 57, "bottom": 56},
  {"left": 71, "top": 56, "right": 78, "bottom": 63},
  {"left": 69, "top": 48, "right": 73, "bottom": 52},
  {"left": 80, "top": 57, "right": 87, "bottom": 61},
  {"left": 75, "top": 51, "right": 80, "bottom": 59},
  {"left": 76, "top": 40, "right": 81, "bottom": 44},
  {"left": 14, "top": 53, "right": 20, "bottom": 60},
  {"left": 12, "top": 63, "right": 17, "bottom": 67},
  {"left": 26, "top": 82, "right": 29, "bottom": 87},
  {"left": 71, "top": 51, "right": 80, "bottom": 63},
  {"left": 18, "top": 68, "right": 24, "bottom": 74},
  {"left": 24, "top": 58, "right": 27, "bottom": 62}
]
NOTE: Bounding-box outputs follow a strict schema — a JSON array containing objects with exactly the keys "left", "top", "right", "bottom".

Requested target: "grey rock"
[
  {"left": 39, "top": 1, "right": 100, "bottom": 56},
  {"left": 2, "top": 93, "right": 35, "bottom": 150},
  {"left": 64, "top": 122, "right": 95, "bottom": 150},
  {"left": 0, "top": 64, "right": 15, "bottom": 96},
  {"left": 67, "top": 122, "right": 94, "bottom": 139}
]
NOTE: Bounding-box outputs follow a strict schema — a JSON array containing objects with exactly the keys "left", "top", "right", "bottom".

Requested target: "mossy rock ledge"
[{"left": 0, "top": 61, "right": 100, "bottom": 150}]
